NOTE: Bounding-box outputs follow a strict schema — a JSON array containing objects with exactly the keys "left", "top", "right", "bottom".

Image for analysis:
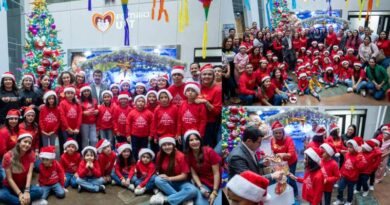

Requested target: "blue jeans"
[
  {"left": 81, "top": 124, "right": 98, "bottom": 149},
  {"left": 76, "top": 177, "right": 104, "bottom": 192},
  {"left": 288, "top": 161, "right": 298, "bottom": 197},
  {"left": 0, "top": 185, "right": 43, "bottom": 205},
  {"left": 345, "top": 79, "right": 367, "bottom": 93},
  {"left": 270, "top": 94, "right": 282, "bottom": 105},
  {"left": 111, "top": 171, "right": 129, "bottom": 186},
  {"left": 131, "top": 136, "right": 149, "bottom": 161},
  {"left": 299, "top": 88, "right": 310, "bottom": 95},
  {"left": 40, "top": 182, "right": 65, "bottom": 199},
  {"left": 131, "top": 175, "right": 156, "bottom": 191},
  {"left": 380, "top": 57, "right": 390, "bottom": 69},
  {"left": 337, "top": 177, "right": 356, "bottom": 203},
  {"left": 100, "top": 129, "right": 114, "bottom": 149},
  {"left": 195, "top": 185, "right": 222, "bottom": 205},
  {"left": 0, "top": 159, "right": 4, "bottom": 187},
  {"left": 356, "top": 173, "right": 370, "bottom": 192},
  {"left": 366, "top": 81, "right": 385, "bottom": 100},
  {"left": 239, "top": 94, "right": 254, "bottom": 105},
  {"left": 154, "top": 176, "right": 197, "bottom": 205},
  {"left": 65, "top": 172, "right": 78, "bottom": 188},
  {"left": 41, "top": 133, "right": 58, "bottom": 147}
]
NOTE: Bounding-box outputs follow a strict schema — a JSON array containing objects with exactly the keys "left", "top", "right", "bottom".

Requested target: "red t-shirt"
[
  {"left": 2, "top": 151, "right": 35, "bottom": 189},
  {"left": 177, "top": 101, "right": 207, "bottom": 137},
  {"left": 97, "top": 104, "right": 115, "bottom": 131},
  {"left": 168, "top": 84, "right": 187, "bottom": 106},
  {"left": 80, "top": 99, "right": 98, "bottom": 124},
  {"left": 39, "top": 106, "right": 61, "bottom": 133},
  {"left": 187, "top": 147, "right": 221, "bottom": 188},
  {"left": 59, "top": 100, "right": 82, "bottom": 131},
  {"left": 320, "top": 158, "right": 340, "bottom": 192},
  {"left": 297, "top": 169, "right": 324, "bottom": 205},
  {"left": 60, "top": 152, "right": 81, "bottom": 174},
  {"left": 200, "top": 84, "right": 222, "bottom": 123},
  {"left": 157, "top": 150, "right": 189, "bottom": 176},
  {"left": 377, "top": 39, "right": 390, "bottom": 56},
  {"left": 113, "top": 105, "right": 132, "bottom": 136},
  {"left": 259, "top": 83, "right": 277, "bottom": 102},
  {"left": 126, "top": 108, "right": 153, "bottom": 137},
  {"left": 271, "top": 136, "right": 298, "bottom": 166},
  {"left": 152, "top": 104, "right": 178, "bottom": 139}
]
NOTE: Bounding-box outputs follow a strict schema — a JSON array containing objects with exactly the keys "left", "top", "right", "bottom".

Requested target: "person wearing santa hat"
[
  {"left": 111, "top": 142, "right": 136, "bottom": 189},
  {"left": 131, "top": 148, "right": 156, "bottom": 195},
  {"left": 167, "top": 65, "right": 187, "bottom": 106},
  {"left": 374, "top": 125, "right": 390, "bottom": 183},
  {"left": 60, "top": 138, "right": 81, "bottom": 189},
  {"left": 0, "top": 109, "right": 21, "bottom": 155},
  {"left": 134, "top": 82, "right": 147, "bottom": 97},
  {"left": 109, "top": 83, "right": 120, "bottom": 106},
  {"left": 347, "top": 62, "right": 368, "bottom": 96},
  {"left": 97, "top": 90, "right": 115, "bottom": 148},
  {"left": 368, "top": 138, "right": 383, "bottom": 190},
  {"left": 233, "top": 45, "right": 249, "bottom": 83},
  {"left": 355, "top": 140, "right": 379, "bottom": 197},
  {"left": 55, "top": 71, "right": 76, "bottom": 102},
  {"left": 334, "top": 138, "right": 366, "bottom": 205},
  {"left": 19, "top": 73, "right": 40, "bottom": 112},
  {"left": 325, "top": 26, "right": 338, "bottom": 49},
  {"left": 238, "top": 63, "right": 259, "bottom": 105},
  {"left": 307, "top": 125, "right": 327, "bottom": 156},
  {"left": 270, "top": 121, "right": 299, "bottom": 197},
  {"left": 150, "top": 136, "right": 197, "bottom": 205},
  {"left": 36, "top": 74, "right": 52, "bottom": 106},
  {"left": 0, "top": 72, "right": 20, "bottom": 125},
  {"left": 126, "top": 95, "right": 153, "bottom": 160},
  {"left": 157, "top": 74, "right": 170, "bottom": 91},
  {"left": 59, "top": 86, "right": 82, "bottom": 142},
  {"left": 248, "top": 46, "right": 262, "bottom": 71},
  {"left": 76, "top": 146, "right": 105, "bottom": 193},
  {"left": 258, "top": 75, "right": 283, "bottom": 106},
  {"left": 227, "top": 171, "right": 270, "bottom": 205},
  {"left": 198, "top": 64, "right": 222, "bottom": 148},
  {"left": 119, "top": 79, "right": 132, "bottom": 99},
  {"left": 39, "top": 91, "right": 61, "bottom": 148},
  {"left": 258, "top": 57, "right": 271, "bottom": 75},
  {"left": 79, "top": 84, "right": 99, "bottom": 149},
  {"left": 325, "top": 123, "right": 346, "bottom": 164},
  {"left": 273, "top": 32, "right": 283, "bottom": 62},
  {"left": 19, "top": 107, "right": 40, "bottom": 160},
  {"left": 96, "top": 139, "right": 116, "bottom": 184},
  {"left": 184, "top": 130, "right": 222, "bottom": 205},
  {"left": 297, "top": 72, "right": 311, "bottom": 97},
  {"left": 38, "top": 146, "right": 66, "bottom": 200},
  {"left": 146, "top": 90, "right": 158, "bottom": 113},
  {"left": 324, "top": 66, "right": 337, "bottom": 88},
  {"left": 271, "top": 68, "right": 295, "bottom": 104},
  {"left": 112, "top": 91, "right": 132, "bottom": 143},
  {"left": 186, "top": 62, "right": 201, "bottom": 84},
  {"left": 338, "top": 60, "right": 351, "bottom": 89},
  {"left": 289, "top": 147, "right": 324, "bottom": 205},
  {"left": 75, "top": 71, "right": 86, "bottom": 91},
  {"left": 320, "top": 143, "right": 341, "bottom": 205},
  {"left": 151, "top": 89, "right": 178, "bottom": 153},
  {"left": 0, "top": 132, "right": 47, "bottom": 205}
]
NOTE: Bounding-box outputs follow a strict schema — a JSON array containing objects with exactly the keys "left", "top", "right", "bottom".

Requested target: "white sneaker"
[
  {"left": 334, "top": 183, "right": 339, "bottom": 188},
  {"left": 183, "top": 200, "right": 194, "bottom": 205},
  {"left": 32, "top": 199, "right": 48, "bottom": 205},
  {"left": 150, "top": 192, "right": 167, "bottom": 205},
  {"left": 362, "top": 191, "right": 369, "bottom": 197},
  {"left": 325, "top": 85, "right": 330, "bottom": 89},
  {"left": 153, "top": 188, "right": 160, "bottom": 194},
  {"left": 344, "top": 202, "right": 352, "bottom": 205},
  {"left": 128, "top": 184, "right": 135, "bottom": 191},
  {"left": 347, "top": 87, "right": 353, "bottom": 92},
  {"left": 333, "top": 199, "right": 343, "bottom": 205},
  {"left": 134, "top": 187, "right": 146, "bottom": 195},
  {"left": 369, "top": 185, "right": 374, "bottom": 191},
  {"left": 354, "top": 190, "right": 360, "bottom": 194},
  {"left": 361, "top": 90, "right": 366, "bottom": 97}
]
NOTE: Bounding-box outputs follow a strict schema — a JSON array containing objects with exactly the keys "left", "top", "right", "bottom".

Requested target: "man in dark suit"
[
  {"left": 282, "top": 29, "right": 296, "bottom": 71},
  {"left": 90, "top": 69, "right": 108, "bottom": 104},
  {"left": 228, "top": 126, "right": 284, "bottom": 181}
]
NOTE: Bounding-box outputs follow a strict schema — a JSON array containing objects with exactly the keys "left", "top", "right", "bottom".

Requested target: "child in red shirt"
[
  {"left": 257, "top": 75, "right": 283, "bottom": 106},
  {"left": 368, "top": 138, "right": 383, "bottom": 190},
  {"left": 134, "top": 82, "right": 147, "bottom": 97},
  {"left": 0, "top": 109, "right": 20, "bottom": 155},
  {"left": 96, "top": 139, "right": 116, "bottom": 184},
  {"left": 356, "top": 140, "right": 378, "bottom": 196},
  {"left": 132, "top": 148, "right": 156, "bottom": 195},
  {"left": 126, "top": 95, "right": 153, "bottom": 160},
  {"left": 59, "top": 86, "right": 82, "bottom": 140},
  {"left": 120, "top": 80, "right": 132, "bottom": 100},
  {"left": 324, "top": 67, "right": 337, "bottom": 88},
  {"left": 80, "top": 84, "right": 99, "bottom": 149},
  {"left": 97, "top": 90, "right": 115, "bottom": 148},
  {"left": 110, "top": 83, "right": 120, "bottom": 106},
  {"left": 60, "top": 139, "right": 81, "bottom": 188},
  {"left": 76, "top": 146, "right": 105, "bottom": 193},
  {"left": 38, "top": 146, "right": 65, "bottom": 199},
  {"left": 112, "top": 142, "right": 135, "bottom": 189},
  {"left": 39, "top": 91, "right": 60, "bottom": 148},
  {"left": 20, "top": 107, "right": 39, "bottom": 155},
  {"left": 320, "top": 143, "right": 340, "bottom": 205},
  {"left": 113, "top": 92, "right": 132, "bottom": 143},
  {"left": 146, "top": 90, "right": 158, "bottom": 113}
]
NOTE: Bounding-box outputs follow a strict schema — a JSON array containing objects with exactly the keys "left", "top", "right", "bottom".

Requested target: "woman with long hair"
[
  {"left": 0, "top": 72, "right": 20, "bottom": 125},
  {"left": 55, "top": 71, "right": 76, "bottom": 102},
  {"left": 376, "top": 31, "right": 390, "bottom": 68}
]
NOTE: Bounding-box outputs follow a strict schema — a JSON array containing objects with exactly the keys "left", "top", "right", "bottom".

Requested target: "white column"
[
  {"left": 243, "top": 0, "right": 260, "bottom": 27},
  {"left": 0, "top": 11, "right": 9, "bottom": 72}
]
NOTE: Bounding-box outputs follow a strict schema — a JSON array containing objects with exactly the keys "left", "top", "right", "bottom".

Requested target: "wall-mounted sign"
[{"left": 92, "top": 11, "right": 115, "bottom": 32}]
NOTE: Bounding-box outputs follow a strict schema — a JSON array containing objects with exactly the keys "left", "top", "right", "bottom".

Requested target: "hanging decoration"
[
  {"left": 92, "top": 11, "right": 115, "bottom": 32},
  {"left": 151, "top": 0, "right": 169, "bottom": 22},
  {"left": 88, "top": 0, "right": 92, "bottom": 11},
  {"left": 121, "top": 0, "right": 130, "bottom": 46},
  {"left": 345, "top": 0, "right": 349, "bottom": 7},
  {"left": 199, "top": 0, "right": 213, "bottom": 59},
  {"left": 244, "top": 0, "right": 251, "bottom": 11},
  {"left": 266, "top": 0, "right": 273, "bottom": 31},
  {"left": 178, "top": 0, "right": 189, "bottom": 32},
  {"left": 376, "top": 0, "right": 380, "bottom": 8},
  {"left": 366, "top": 0, "right": 373, "bottom": 21},
  {"left": 1, "top": 0, "right": 8, "bottom": 11},
  {"left": 326, "top": 0, "right": 332, "bottom": 16},
  {"left": 292, "top": 0, "right": 297, "bottom": 10},
  {"left": 358, "top": 0, "right": 365, "bottom": 20}
]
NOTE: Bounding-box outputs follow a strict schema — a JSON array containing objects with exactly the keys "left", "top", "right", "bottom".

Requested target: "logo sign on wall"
[{"left": 92, "top": 11, "right": 115, "bottom": 32}]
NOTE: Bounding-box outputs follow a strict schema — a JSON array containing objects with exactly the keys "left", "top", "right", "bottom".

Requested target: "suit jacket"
[
  {"left": 228, "top": 143, "right": 272, "bottom": 181},
  {"left": 90, "top": 82, "right": 108, "bottom": 104},
  {"left": 282, "top": 36, "right": 294, "bottom": 55}
]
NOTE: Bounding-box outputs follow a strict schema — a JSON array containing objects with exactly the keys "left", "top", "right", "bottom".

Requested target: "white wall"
[
  {"left": 22, "top": 0, "right": 225, "bottom": 65},
  {"left": 0, "top": 11, "right": 9, "bottom": 73}
]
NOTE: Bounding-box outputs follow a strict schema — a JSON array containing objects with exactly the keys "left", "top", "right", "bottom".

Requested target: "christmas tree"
[
  {"left": 270, "top": 0, "right": 290, "bottom": 30},
  {"left": 22, "top": 0, "right": 64, "bottom": 85}
]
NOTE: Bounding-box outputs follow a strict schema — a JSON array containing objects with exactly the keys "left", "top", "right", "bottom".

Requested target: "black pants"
[
  {"left": 369, "top": 170, "right": 376, "bottom": 186},
  {"left": 324, "top": 191, "right": 332, "bottom": 205},
  {"left": 204, "top": 122, "right": 220, "bottom": 148},
  {"left": 356, "top": 173, "right": 370, "bottom": 192}
]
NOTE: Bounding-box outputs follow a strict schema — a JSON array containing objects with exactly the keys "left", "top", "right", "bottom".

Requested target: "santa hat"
[
  {"left": 39, "top": 146, "right": 56, "bottom": 159},
  {"left": 315, "top": 125, "right": 327, "bottom": 136},
  {"left": 22, "top": 73, "right": 34, "bottom": 82},
  {"left": 381, "top": 126, "right": 390, "bottom": 135},
  {"left": 2, "top": 72, "right": 15, "bottom": 81},
  {"left": 298, "top": 72, "right": 307, "bottom": 79},
  {"left": 184, "top": 82, "right": 200, "bottom": 95},
  {"left": 337, "top": 50, "right": 344, "bottom": 55},
  {"left": 158, "top": 74, "right": 169, "bottom": 81},
  {"left": 313, "top": 59, "right": 319, "bottom": 64},
  {"left": 318, "top": 43, "right": 325, "bottom": 47},
  {"left": 159, "top": 135, "right": 176, "bottom": 147},
  {"left": 134, "top": 95, "right": 147, "bottom": 103},
  {"left": 110, "top": 83, "right": 120, "bottom": 90},
  {"left": 146, "top": 90, "right": 157, "bottom": 99},
  {"left": 301, "top": 47, "right": 306, "bottom": 50},
  {"left": 370, "top": 138, "right": 381, "bottom": 146},
  {"left": 6, "top": 109, "right": 20, "bottom": 119},
  {"left": 320, "top": 143, "right": 339, "bottom": 157},
  {"left": 260, "top": 58, "right": 268, "bottom": 63},
  {"left": 304, "top": 147, "right": 321, "bottom": 165},
  {"left": 362, "top": 140, "right": 376, "bottom": 152},
  {"left": 342, "top": 60, "right": 349, "bottom": 65},
  {"left": 266, "top": 50, "right": 273, "bottom": 56},
  {"left": 353, "top": 62, "right": 362, "bottom": 67},
  {"left": 183, "top": 129, "right": 201, "bottom": 144},
  {"left": 17, "top": 132, "right": 32, "bottom": 141},
  {"left": 120, "top": 79, "right": 131, "bottom": 87},
  {"left": 297, "top": 64, "right": 305, "bottom": 70},
  {"left": 271, "top": 121, "right": 284, "bottom": 131},
  {"left": 75, "top": 70, "right": 85, "bottom": 76},
  {"left": 82, "top": 146, "right": 97, "bottom": 157},
  {"left": 297, "top": 58, "right": 304, "bottom": 63},
  {"left": 63, "top": 138, "right": 79, "bottom": 151},
  {"left": 102, "top": 90, "right": 113, "bottom": 98},
  {"left": 64, "top": 86, "right": 76, "bottom": 93},
  {"left": 313, "top": 50, "right": 320, "bottom": 54},
  {"left": 333, "top": 45, "right": 339, "bottom": 49},
  {"left": 333, "top": 55, "right": 340, "bottom": 59},
  {"left": 323, "top": 50, "right": 330, "bottom": 55},
  {"left": 96, "top": 139, "right": 111, "bottom": 153},
  {"left": 347, "top": 139, "right": 360, "bottom": 152},
  {"left": 80, "top": 84, "right": 92, "bottom": 94},
  {"left": 135, "top": 82, "right": 146, "bottom": 89},
  {"left": 23, "top": 107, "right": 35, "bottom": 117},
  {"left": 227, "top": 171, "right": 271, "bottom": 203},
  {"left": 116, "top": 142, "right": 132, "bottom": 154},
  {"left": 347, "top": 48, "right": 355, "bottom": 52},
  {"left": 157, "top": 89, "right": 173, "bottom": 101},
  {"left": 329, "top": 123, "right": 339, "bottom": 133},
  {"left": 43, "top": 90, "right": 57, "bottom": 103},
  {"left": 272, "top": 55, "right": 278, "bottom": 60},
  {"left": 239, "top": 45, "right": 246, "bottom": 50},
  {"left": 171, "top": 65, "right": 185, "bottom": 76},
  {"left": 311, "top": 41, "right": 318, "bottom": 45},
  {"left": 326, "top": 67, "right": 334, "bottom": 72},
  {"left": 261, "top": 75, "right": 270, "bottom": 83},
  {"left": 200, "top": 64, "right": 213, "bottom": 73},
  {"left": 138, "top": 148, "right": 155, "bottom": 160},
  {"left": 118, "top": 91, "right": 130, "bottom": 100},
  {"left": 305, "top": 62, "right": 311, "bottom": 67},
  {"left": 306, "top": 50, "right": 312, "bottom": 54},
  {"left": 354, "top": 136, "right": 364, "bottom": 146}
]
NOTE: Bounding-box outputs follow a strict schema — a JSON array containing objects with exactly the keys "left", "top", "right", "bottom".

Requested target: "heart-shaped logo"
[{"left": 92, "top": 11, "right": 115, "bottom": 32}]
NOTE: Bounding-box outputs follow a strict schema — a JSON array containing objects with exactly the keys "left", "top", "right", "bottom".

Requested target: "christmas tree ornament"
[
  {"left": 36, "top": 66, "right": 46, "bottom": 75},
  {"left": 43, "top": 48, "right": 52, "bottom": 57},
  {"left": 51, "top": 61, "right": 60, "bottom": 70},
  {"left": 41, "top": 58, "right": 50, "bottom": 67},
  {"left": 199, "top": 0, "right": 213, "bottom": 59}
]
